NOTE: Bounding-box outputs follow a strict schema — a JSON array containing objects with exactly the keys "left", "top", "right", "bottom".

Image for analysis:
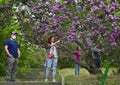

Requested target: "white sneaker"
[
  {"left": 52, "top": 79, "right": 56, "bottom": 82},
  {"left": 45, "top": 79, "right": 48, "bottom": 82}
]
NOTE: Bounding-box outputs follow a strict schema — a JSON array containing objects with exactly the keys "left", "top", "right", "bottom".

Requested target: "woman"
[
  {"left": 73, "top": 46, "right": 81, "bottom": 76},
  {"left": 45, "top": 36, "right": 60, "bottom": 82}
]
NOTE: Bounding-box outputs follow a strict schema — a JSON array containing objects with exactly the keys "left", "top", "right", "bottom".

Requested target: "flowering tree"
[{"left": 1, "top": 0, "right": 120, "bottom": 74}]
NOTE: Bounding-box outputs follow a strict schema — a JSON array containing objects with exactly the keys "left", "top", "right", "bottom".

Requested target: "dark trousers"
[
  {"left": 7, "top": 56, "right": 18, "bottom": 81},
  {"left": 94, "top": 59, "right": 101, "bottom": 68}
]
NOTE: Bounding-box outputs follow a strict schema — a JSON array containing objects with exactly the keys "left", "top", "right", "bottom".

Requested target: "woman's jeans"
[
  {"left": 45, "top": 57, "right": 58, "bottom": 79},
  {"left": 75, "top": 64, "right": 80, "bottom": 76}
]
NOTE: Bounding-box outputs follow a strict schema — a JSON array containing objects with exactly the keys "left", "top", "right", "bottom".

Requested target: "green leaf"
[
  {"left": 0, "top": 0, "right": 2, "bottom": 5},
  {"left": 106, "top": 0, "right": 111, "bottom": 3}
]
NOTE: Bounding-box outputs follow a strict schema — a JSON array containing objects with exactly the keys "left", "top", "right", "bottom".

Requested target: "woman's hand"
[
  {"left": 56, "top": 40, "right": 60, "bottom": 43},
  {"left": 51, "top": 40, "right": 60, "bottom": 46}
]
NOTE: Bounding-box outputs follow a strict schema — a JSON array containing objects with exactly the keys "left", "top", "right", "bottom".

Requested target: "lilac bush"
[{"left": 1, "top": 0, "right": 120, "bottom": 74}]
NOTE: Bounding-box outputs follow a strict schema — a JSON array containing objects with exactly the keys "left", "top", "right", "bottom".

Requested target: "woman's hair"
[
  {"left": 48, "top": 36, "right": 54, "bottom": 44},
  {"left": 76, "top": 46, "right": 80, "bottom": 51},
  {"left": 95, "top": 44, "right": 99, "bottom": 48}
]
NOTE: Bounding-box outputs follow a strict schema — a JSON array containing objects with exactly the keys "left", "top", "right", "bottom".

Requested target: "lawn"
[{"left": 59, "top": 67, "right": 120, "bottom": 85}]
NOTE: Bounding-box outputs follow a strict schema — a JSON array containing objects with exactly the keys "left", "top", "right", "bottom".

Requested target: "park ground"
[
  {"left": 0, "top": 67, "right": 119, "bottom": 85},
  {"left": 59, "top": 67, "right": 120, "bottom": 85}
]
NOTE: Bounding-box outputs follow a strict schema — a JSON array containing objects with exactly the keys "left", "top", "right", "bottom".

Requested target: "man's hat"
[{"left": 10, "top": 31, "right": 17, "bottom": 35}]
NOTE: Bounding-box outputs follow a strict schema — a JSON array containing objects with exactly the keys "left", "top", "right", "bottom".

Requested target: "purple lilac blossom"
[
  {"left": 65, "top": 0, "right": 74, "bottom": 5},
  {"left": 111, "top": 42, "right": 117, "bottom": 46},
  {"left": 99, "top": 26, "right": 106, "bottom": 32},
  {"left": 110, "top": 6, "right": 115, "bottom": 12},
  {"left": 85, "top": 18, "right": 92, "bottom": 22},
  {"left": 51, "top": 3, "right": 62, "bottom": 12},
  {"left": 90, "top": 1, "right": 95, "bottom": 6},
  {"left": 93, "top": 6, "right": 99, "bottom": 12},
  {"left": 108, "top": 15, "right": 114, "bottom": 19},
  {"left": 73, "top": 16, "right": 78, "bottom": 20},
  {"left": 112, "top": 22, "right": 117, "bottom": 27},
  {"left": 99, "top": 1, "right": 106, "bottom": 9},
  {"left": 45, "top": 25, "right": 51, "bottom": 30},
  {"left": 112, "top": 1, "right": 118, "bottom": 7},
  {"left": 83, "top": 6, "right": 87, "bottom": 10},
  {"left": 31, "top": 26, "right": 36, "bottom": 30},
  {"left": 86, "top": 0, "right": 91, "bottom": 4},
  {"left": 39, "top": 9, "right": 44, "bottom": 13}
]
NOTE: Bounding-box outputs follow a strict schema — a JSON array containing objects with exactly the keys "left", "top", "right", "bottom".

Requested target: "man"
[
  {"left": 92, "top": 44, "right": 101, "bottom": 68},
  {"left": 4, "top": 31, "right": 20, "bottom": 81}
]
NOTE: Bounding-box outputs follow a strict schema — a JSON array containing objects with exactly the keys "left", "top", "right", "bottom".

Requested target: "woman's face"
[
  {"left": 96, "top": 45, "right": 99, "bottom": 48},
  {"left": 77, "top": 47, "right": 80, "bottom": 51},
  {"left": 51, "top": 37, "right": 54, "bottom": 43}
]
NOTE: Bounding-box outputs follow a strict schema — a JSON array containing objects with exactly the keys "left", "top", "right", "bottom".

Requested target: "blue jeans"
[
  {"left": 75, "top": 64, "right": 80, "bottom": 76},
  {"left": 45, "top": 57, "right": 58, "bottom": 79}
]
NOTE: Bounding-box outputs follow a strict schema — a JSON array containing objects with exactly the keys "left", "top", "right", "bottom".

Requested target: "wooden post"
[{"left": 62, "top": 76, "right": 64, "bottom": 85}]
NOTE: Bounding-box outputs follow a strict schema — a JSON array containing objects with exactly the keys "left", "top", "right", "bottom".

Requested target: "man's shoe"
[
  {"left": 7, "top": 79, "right": 11, "bottom": 82},
  {"left": 11, "top": 79, "right": 15, "bottom": 82}
]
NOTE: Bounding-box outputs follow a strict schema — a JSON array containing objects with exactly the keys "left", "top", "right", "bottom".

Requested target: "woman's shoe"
[
  {"left": 52, "top": 79, "right": 56, "bottom": 82},
  {"left": 45, "top": 79, "right": 48, "bottom": 82}
]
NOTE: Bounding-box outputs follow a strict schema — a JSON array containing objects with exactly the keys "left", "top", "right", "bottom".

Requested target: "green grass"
[
  {"left": 59, "top": 68, "right": 90, "bottom": 76},
  {"left": 59, "top": 67, "right": 120, "bottom": 85},
  {"left": 59, "top": 67, "right": 118, "bottom": 76}
]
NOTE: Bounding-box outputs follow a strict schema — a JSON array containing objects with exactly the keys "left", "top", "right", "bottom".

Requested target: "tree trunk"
[
  {"left": 75, "top": 39, "right": 102, "bottom": 74},
  {"left": 62, "top": 46, "right": 102, "bottom": 74},
  {"left": 71, "top": 57, "right": 102, "bottom": 74},
  {"left": 85, "top": 53, "right": 102, "bottom": 74},
  {"left": 86, "top": 64, "right": 102, "bottom": 74}
]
